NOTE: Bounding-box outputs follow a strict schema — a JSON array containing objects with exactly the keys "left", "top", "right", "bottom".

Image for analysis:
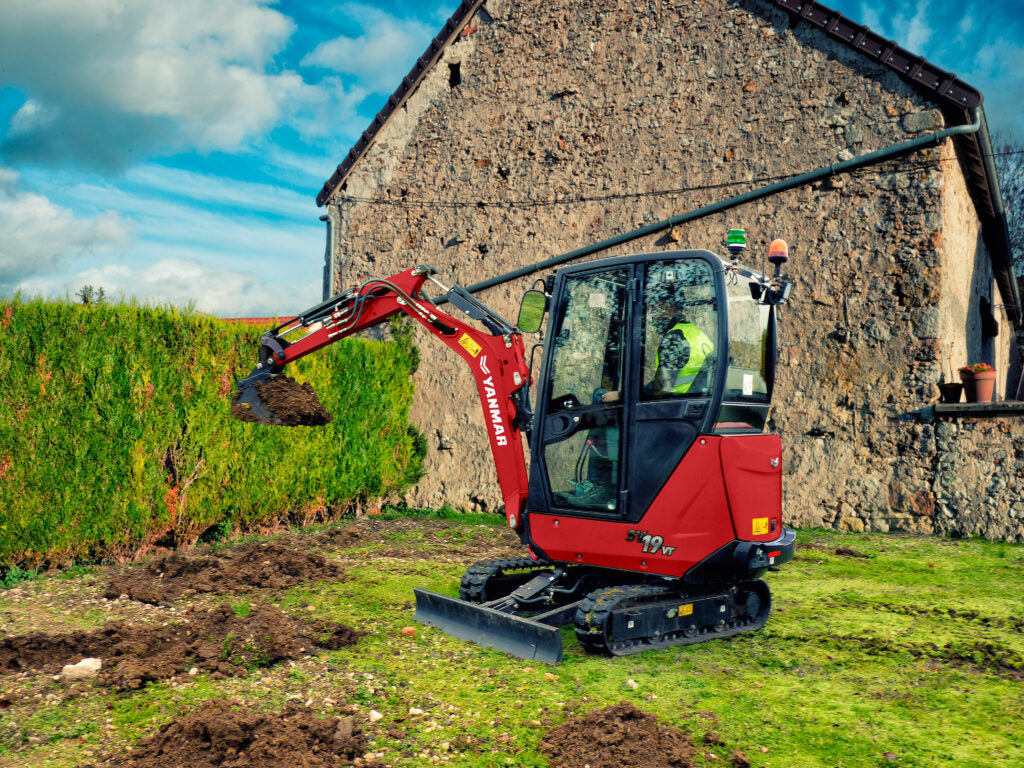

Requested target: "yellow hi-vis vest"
[{"left": 655, "top": 323, "right": 714, "bottom": 394}]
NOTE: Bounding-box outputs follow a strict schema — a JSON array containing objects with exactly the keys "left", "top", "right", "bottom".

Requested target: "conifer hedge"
[{"left": 0, "top": 298, "right": 425, "bottom": 568}]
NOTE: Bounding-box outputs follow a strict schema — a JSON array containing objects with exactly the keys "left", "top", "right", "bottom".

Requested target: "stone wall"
[
  {"left": 325, "top": 0, "right": 1018, "bottom": 536},
  {"left": 932, "top": 413, "right": 1024, "bottom": 541}
]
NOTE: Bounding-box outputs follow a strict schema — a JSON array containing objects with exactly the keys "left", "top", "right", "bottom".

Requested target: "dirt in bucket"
[
  {"left": 0, "top": 603, "right": 361, "bottom": 690},
  {"left": 539, "top": 702, "right": 699, "bottom": 768},
  {"left": 231, "top": 375, "right": 332, "bottom": 426},
  {"left": 84, "top": 699, "right": 381, "bottom": 768},
  {"left": 105, "top": 542, "right": 346, "bottom": 605}
]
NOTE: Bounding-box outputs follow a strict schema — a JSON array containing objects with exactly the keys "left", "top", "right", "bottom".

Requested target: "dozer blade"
[
  {"left": 414, "top": 588, "right": 564, "bottom": 664},
  {"left": 230, "top": 375, "right": 333, "bottom": 427}
]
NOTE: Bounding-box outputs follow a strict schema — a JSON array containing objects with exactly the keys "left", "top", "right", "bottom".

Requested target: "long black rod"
[{"left": 438, "top": 114, "right": 981, "bottom": 303}]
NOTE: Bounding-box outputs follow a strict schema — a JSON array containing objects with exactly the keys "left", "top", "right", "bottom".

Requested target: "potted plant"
[
  {"left": 939, "top": 353, "right": 963, "bottom": 403},
  {"left": 965, "top": 362, "right": 997, "bottom": 403}
]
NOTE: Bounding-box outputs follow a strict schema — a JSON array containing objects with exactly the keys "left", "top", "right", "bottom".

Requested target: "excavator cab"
[
  {"left": 506, "top": 250, "right": 792, "bottom": 578},
  {"left": 527, "top": 251, "right": 773, "bottom": 521}
]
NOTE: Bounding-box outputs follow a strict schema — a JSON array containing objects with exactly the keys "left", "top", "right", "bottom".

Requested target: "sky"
[{"left": 1, "top": 0, "right": 1021, "bottom": 317}]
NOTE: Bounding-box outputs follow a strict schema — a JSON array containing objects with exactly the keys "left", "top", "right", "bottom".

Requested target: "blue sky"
[{"left": 1, "top": 0, "right": 1021, "bottom": 317}]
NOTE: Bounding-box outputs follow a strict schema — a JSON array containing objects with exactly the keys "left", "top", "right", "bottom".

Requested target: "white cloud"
[
  {"left": 856, "top": 0, "right": 932, "bottom": 50},
  {"left": 122, "top": 164, "right": 318, "bottom": 220},
  {"left": 300, "top": 4, "right": 436, "bottom": 93},
  {"left": 902, "top": 0, "right": 934, "bottom": 53},
  {"left": 0, "top": 0, "right": 316, "bottom": 169},
  {"left": 0, "top": 169, "right": 130, "bottom": 292},
  {"left": 16, "top": 258, "right": 320, "bottom": 318}
]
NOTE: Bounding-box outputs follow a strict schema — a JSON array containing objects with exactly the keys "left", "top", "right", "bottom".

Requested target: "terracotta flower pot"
[
  {"left": 969, "top": 370, "right": 996, "bottom": 403},
  {"left": 938, "top": 382, "right": 963, "bottom": 404}
]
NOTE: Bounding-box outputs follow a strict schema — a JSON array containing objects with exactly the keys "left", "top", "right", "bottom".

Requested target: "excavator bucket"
[
  {"left": 413, "top": 588, "right": 565, "bottom": 664},
  {"left": 231, "top": 375, "right": 333, "bottom": 427}
]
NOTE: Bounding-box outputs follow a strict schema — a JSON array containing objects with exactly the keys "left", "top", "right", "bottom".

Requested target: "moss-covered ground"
[{"left": 1, "top": 515, "right": 1021, "bottom": 767}]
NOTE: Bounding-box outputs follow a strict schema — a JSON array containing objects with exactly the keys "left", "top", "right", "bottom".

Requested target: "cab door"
[
  {"left": 528, "top": 266, "right": 632, "bottom": 516},
  {"left": 624, "top": 255, "right": 722, "bottom": 522}
]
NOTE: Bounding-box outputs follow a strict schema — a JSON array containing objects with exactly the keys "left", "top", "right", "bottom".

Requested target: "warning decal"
[
  {"left": 458, "top": 334, "right": 482, "bottom": 357},
  {"left": 752, "top": 517, "right": 770, "bottom": 536}
]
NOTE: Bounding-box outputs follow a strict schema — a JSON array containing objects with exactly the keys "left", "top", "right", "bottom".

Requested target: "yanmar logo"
[{"left": 479, "top": 355, "right": 507, "bottom": 446}]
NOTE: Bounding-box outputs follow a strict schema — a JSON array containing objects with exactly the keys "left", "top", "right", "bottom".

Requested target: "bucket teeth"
[{"left": 231, "top": 383, "right": 284, "bottom": 425}]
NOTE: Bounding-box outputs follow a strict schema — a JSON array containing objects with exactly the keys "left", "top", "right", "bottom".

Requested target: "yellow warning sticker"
[
  {"left": 458, "top": 334, "right": 482, "bottom": 358},
  {"left": 679, "top": 604, "right": 693, "bottom": 617},
  {"left": 752, "top": 517, "right": 770, "bottom": 536}
]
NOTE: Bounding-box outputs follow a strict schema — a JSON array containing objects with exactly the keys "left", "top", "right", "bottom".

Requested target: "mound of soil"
[
  {"left": 0, "top": 603, "right": 360, "bottom": 690},
  {"left": 231, "top": 375, "right": 332, "bottom": 426},
  {"left": 833, "top": 546, "right": 870, "bottom": 558},
  {"left": 106, "top": 542, "right": 346, "bottom": 604},
  {"left": 540, "top": 702, "right": 698, "bottom": 768},
  {"left": 88, "top": 699, "right": 379, "bottom": 768}
]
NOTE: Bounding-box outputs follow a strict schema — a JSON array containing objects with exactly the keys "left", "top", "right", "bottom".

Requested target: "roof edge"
[
  {"left": 316, "top": 0, "right": 487, "bottom": 207},
  {"left": 767, "top": 0, "right": 982, "bottom": 110}
]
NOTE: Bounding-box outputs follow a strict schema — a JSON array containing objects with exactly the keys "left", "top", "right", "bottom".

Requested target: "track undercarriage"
[{"left": 414, "top": 557, "right": 772, "bottom": 664}]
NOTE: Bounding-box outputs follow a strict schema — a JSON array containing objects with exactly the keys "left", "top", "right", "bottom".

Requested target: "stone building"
[{"left": 316, "top": 0, "right": 1024, "bottom": 539}]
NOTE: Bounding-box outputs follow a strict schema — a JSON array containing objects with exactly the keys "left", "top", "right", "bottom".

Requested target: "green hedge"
[{"left": 0, "top": 298, "right": 424, "bottom": 568}]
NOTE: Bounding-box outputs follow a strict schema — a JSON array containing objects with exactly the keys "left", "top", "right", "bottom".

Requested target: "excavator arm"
[{"left": 233, "top": 265, "right": 532, "bottom": 530}]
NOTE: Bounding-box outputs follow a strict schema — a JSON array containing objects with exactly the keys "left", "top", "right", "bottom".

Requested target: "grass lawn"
[{"left": 1, "top": 515, "right": 1022, "bottom": 767}]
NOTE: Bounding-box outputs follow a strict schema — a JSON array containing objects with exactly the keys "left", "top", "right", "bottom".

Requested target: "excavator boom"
[{"left": 232, "top": 265, "right": 532, "bottom": 530}]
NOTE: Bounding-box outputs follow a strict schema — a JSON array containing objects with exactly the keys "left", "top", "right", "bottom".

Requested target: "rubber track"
[
  {"left": 574, "top": 581, "right": 771, "bottom": 656},
  {"left": 574, "top": 584, "right": 670, "bottom": 655},
  {"left": 458, "top": 557, "right": 545, "bottom": 603}
]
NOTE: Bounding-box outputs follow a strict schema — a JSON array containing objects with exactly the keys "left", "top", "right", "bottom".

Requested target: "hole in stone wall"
[{"left": 448, "top": 62, "right": 461, "bottom": 88}]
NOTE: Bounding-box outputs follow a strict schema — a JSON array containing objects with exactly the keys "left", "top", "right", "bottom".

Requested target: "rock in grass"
[{"left": 60, "top": 658, "right": 101, "bottom": 682}]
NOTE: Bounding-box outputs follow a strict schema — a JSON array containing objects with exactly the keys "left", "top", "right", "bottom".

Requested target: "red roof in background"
[{"left": 221, "top": 317, "right": 283, "bottom": 326}]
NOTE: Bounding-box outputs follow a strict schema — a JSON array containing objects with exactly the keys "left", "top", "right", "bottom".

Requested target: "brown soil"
[
  {"left": 820, "top": 597, "right": 1024, "bottom": 632},
  {"left": 540, "top": 702, "right": 698, "bottom": 768},
  {"left": 819, "top": 632, "right": 1024, "bottom": 681},
  {"left": 0, "top": 603, "right": 360, "bottom": 690},
  {"left": 86, "top": 699, "right": 379, "bottom": 768},
  {"left": 834, "top": 546, "right": 870, "bottom": 558},
  {"left": 105, "top": 542, "right": 346, "bottom": 605},
  {"left": 231, "top": 375, "right": 332, "bottom": 426}
]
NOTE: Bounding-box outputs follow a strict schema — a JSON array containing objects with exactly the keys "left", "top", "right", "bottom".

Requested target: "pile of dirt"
[
  {"left": 311, "top": 526, "right": 365, "bottom": 549},
  {"left": 833, "top": 546, "right": 870, "bottom": 558},
  {"left": 540, "top": 702, "right": 699, "bottom": 768},
  {"left": 231, "top": 375, "right": 332, "bottom": 426},
  {"left": 793, "top": 542, "right": 870, "bottom": 560},
  {"left": 106, "top": 542, "right": 346, "bottom": 604},
  {"left": 0, "top": 603, "right": 360, "bottom": 690},
  {"left": 87, "top": 699, "right": 379, "bottom": 768}
]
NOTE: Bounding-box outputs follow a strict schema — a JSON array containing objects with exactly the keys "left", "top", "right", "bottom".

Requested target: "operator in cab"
[{"left": 600, "top": 301, "right": 714, "bottom": 401}]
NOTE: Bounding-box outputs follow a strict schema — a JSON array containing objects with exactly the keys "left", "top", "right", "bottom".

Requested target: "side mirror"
[{"left": 517, "top": 290, "right": 547, "bottom": 333}]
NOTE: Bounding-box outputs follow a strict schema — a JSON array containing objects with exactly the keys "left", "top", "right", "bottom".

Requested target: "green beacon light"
[{"left": 726, "top": 228, "right": 747, "bottom": 260}]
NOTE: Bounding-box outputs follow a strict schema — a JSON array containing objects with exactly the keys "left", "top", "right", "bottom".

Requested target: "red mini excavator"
[{"left": 233, "top": 233, "right": 796, "bottom": 663}]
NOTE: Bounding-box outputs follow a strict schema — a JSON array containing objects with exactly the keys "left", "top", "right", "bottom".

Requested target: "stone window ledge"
[{"left": 934, "top": 401, "right": 1024, "bottom": 418}]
